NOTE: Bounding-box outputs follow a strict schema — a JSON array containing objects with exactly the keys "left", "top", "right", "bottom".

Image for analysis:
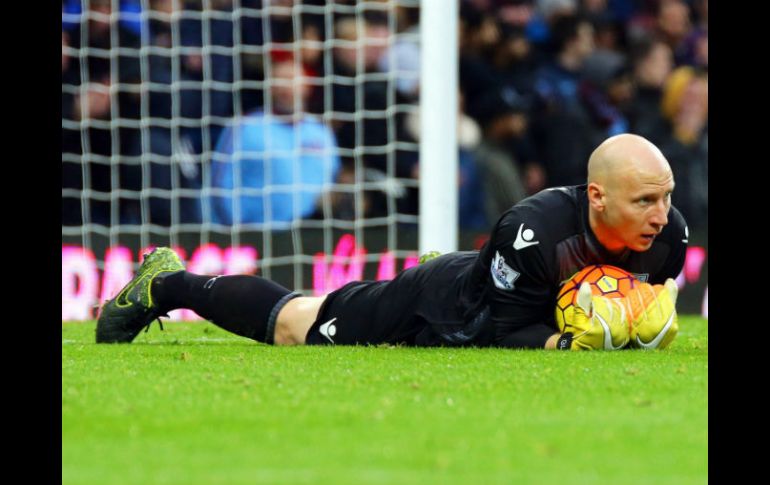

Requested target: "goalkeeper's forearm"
[
  {"left": 497, "top": 323, "right": 559, "bottom": 349},
  {"left": 545, "top": 333, "right": 565, "bottom": 350},
  {"left": 530, "top": 332, "right": 604, "bottom": 350}
]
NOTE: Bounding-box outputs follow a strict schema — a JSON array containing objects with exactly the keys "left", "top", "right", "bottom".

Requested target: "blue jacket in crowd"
[{"left": 210, "top": 111, "right": 340, "bottom": 226}]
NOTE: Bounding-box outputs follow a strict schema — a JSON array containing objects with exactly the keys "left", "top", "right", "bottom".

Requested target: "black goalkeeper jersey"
[
  {"left": 450, "top": 184, "right": 688, "bottom": 348},
  {"left": 309, "top": 184, "right": 688, "bottom": 349}
]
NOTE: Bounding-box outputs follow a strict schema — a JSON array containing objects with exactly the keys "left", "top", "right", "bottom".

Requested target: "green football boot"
[
  {"left": 96, "top": 247, "right": 185, "bottom": 343},
  {"left": 418, "top": 250, "right": 442, "bottom": 264}
]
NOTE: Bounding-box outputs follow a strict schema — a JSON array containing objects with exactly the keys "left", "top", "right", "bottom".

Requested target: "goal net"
[{"left": 62, "top": 0, "right": 424, "bottom": 320}]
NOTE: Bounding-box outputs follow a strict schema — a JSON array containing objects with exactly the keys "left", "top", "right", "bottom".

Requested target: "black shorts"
[{"left": 304, "top": 252, "right": 494, "bottom": 346}]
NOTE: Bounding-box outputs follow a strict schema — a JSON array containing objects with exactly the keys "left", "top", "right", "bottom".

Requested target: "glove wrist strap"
[{"left": 557, "top": 333, "right": 573, "bottom": 350}]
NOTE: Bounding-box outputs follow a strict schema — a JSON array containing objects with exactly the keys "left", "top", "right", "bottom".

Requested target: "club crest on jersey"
[{"left": 491, "top": 251, "right": 520, "bottom": 291}]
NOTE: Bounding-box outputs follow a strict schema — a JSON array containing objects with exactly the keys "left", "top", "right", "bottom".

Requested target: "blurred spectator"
[
  {"left": 471, "top": 88, "right": 530, "bottom": 221},
  {"left": 528, "top": 0, "right": 579, "bottom": 44},
  {"left": 330, "top": 15, "right": 391, "bottom": 126},
  {"left": 538, "top": 0, "right": 578, "bottom": 19},
  {"left": 61, "top": 0, "right": 142, "bottom": 225},
  {"left": 579, "top": 50, "right": 633, "bottom": 137},
  {"left": 459, "top": 4, "right": 505, "bottom": 115},
  {"left": 692, "top": 0, "right": 708, "bottom": 29},
  {"left": 62, "top": 0, "right": 143, "bottom": 35},
  {"left": 680, "top": 29, "right": 707, "bottom": 70},
  {"left": 119, "top": 0, "right": 220, "bottom": 225},
  {"left": 460, "top": 2, "right": 503, "bottom": 61},
  {"left": 330, "top": 14, "right": 418, "bottom": 217},
  {"left": 580, "top": 0, "right": 609, "bottom": 19},
  {"left": 472, "top": 21, "right": 543, "bottom": 196},
  {"left": 531, "top": 13, "right": 597, "bottom": 186},
  {"left": 62, "top": 29, "right": 80, "bottom": 226},
  {"left": 657, "top": 66, "right": 708, "bottom": 234},
  {"left": 661, "top": 67, "right": 707, "bottom": 148},
  {"left": 628, "top": 43, "right": 707, "bottom": 234},
  {"left": 239, "top": 0, "right": 327, "bottom": 113},
  {"left": 498, "top": 0, "right": 537, "bottom": 32},
  {"left": 487, "top": 24, "right": 540, "bottom": 107},
  {"left": 379, "top": 5, "right": 421, "bottom": 100},
  {"left": 656, "top": 0, "right": 693, "bottom": 65},
  {"left": 175, "top": 0, "right": 237, "bottom": 146},
  {"left": 679, "top": 0, "right": 707, "bottom": 69},
  {"left": 579, "top": 0, "right": 628, "bottom": 53},
  {"left": 628, "top": 36, "right": 673, "bottom": 139},
  {"left": 457, "top": 150, "right": 489, "bottom": 231},
  {"left": 404, "top": 92, "right": 488, "bottom": 230},
  {"left": 210, "top": 57, "right": 340, "bottom": 225}
]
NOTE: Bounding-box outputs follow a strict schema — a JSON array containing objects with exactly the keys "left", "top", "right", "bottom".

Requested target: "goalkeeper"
[{"left": 97, "top": 134, "right": 687, "bottom": 350}]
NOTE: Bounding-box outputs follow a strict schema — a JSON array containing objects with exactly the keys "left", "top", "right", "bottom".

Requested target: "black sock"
[{"left": 151, "top": 271, "right": 300, "bottom": 343}]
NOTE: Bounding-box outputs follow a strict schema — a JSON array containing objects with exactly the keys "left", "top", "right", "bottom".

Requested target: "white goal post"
[{"left": 419, "top": 0, "right": 458, "bottom": 255}]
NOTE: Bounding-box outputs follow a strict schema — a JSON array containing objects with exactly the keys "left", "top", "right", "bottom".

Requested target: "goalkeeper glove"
[
  {"left": 560, "top": 282, "right": 630, "bottom": 351},
  {"left": 624, "top": 279, "right": 679, "bottom": 350}
]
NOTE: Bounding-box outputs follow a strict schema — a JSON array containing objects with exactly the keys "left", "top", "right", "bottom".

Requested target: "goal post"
[{"left": 419, "top": 0, "right": 458, "bottom": 255}]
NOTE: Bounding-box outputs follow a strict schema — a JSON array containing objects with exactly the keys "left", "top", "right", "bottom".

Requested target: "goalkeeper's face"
[
  {"left": 603, "top": 169, "right": 675, "bottom": 252},
  {"left": 587, "top": 134, "right": 677, "bottom": 254}
]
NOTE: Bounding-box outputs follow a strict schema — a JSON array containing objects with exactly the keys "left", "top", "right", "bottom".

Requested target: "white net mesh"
[{"left": 62, "top": 0, "right": 423, "bottom": 320}]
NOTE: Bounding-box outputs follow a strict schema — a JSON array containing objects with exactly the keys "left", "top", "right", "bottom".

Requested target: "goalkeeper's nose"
[{"left": 648, "top": 200, "right": 669, "bottom": 231}]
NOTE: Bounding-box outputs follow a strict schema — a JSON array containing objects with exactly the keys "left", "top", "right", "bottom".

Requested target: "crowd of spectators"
[{"left": 62, "top": 0, "right": 707, "bottom": 236}]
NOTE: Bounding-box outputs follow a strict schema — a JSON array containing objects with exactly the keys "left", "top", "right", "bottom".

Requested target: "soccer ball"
[{"left": 555, "top": 264, "right": 639, "bottom": 331}]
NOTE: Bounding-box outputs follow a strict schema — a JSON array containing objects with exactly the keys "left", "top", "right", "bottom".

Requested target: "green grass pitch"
[{"left": 62, "top": 317, "right": 707, "bottom": 485}]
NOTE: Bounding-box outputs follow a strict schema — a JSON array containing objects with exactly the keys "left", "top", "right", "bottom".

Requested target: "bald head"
[
  {"left": 586, "top": 134, "right": 675, "bottom": 253},
  {"left": 587, "top": 134, "right": 672, "bottom": 189}
]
